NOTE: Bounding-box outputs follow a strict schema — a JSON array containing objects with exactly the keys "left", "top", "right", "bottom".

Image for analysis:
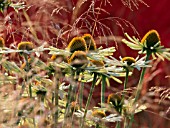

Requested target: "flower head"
[
  {"left": 68, "top": 51, "right": 88, "bottom": 68},
  {"left": 82, "top": 34, "right": 97, "bottom": 51},
  {"left": 74, "top": 109, "right": 122, "bottom": 124},
  {"left": 107, "top": 93, "right": 123, "bottom": 113},
  {"left": 67, "top": 37, "right": 87, "bottom": 53},
  {"left": 105, "top": 56, "right": 151, "bottom": 71},
  {"left": 0, "top": 37, "right": 5, "bottom": 47},
  {"left": 92, "top": 110, "right": 106, "bottom": 119},
  {"left": 122, "top": 57, "right": 136, "bottom": 66},
  {"left": 122, "top": 30, "right": 170, "bottom": 60},
  {"left": 141, "top": 29, "right": 160, "bottom": 49},
  {"left": 18, "top": 42, "right": 34, "bottom": 51}
]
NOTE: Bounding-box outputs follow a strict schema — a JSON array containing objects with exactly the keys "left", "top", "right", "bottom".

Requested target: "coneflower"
[
  {"left": 18, "top": 42, "right": 34, "bottom": 51},
  {"left": 67, "top": 37, "right": 87, "bottom": 53},
  {"left": 68, "top": 51, "right": 88, "bottom": 68},
  {"left": 92, "top": 110, "right": 106, "bottom": 119},
  {"left": 141, "top": 29, "right": 160, "bottom": 49},
  {"left": 122, "top": 57, "right": 136, "bottom": 66},
  {"left": 107, "top": 93, "right": 123, "bottom": 113},
  {"left": 82, "top": 34, "right": 97, "bottom": 51}
]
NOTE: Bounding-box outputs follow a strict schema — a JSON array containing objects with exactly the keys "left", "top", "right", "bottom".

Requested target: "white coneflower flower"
[
  {"left": 105, "top": 56, "right": 151, "bottom": 71},
  {"left": 122, "top": 30, "right": 170, "bottom": 61},
  {"left": 74, "top": 109, "right": 122, "bottom": 123}
]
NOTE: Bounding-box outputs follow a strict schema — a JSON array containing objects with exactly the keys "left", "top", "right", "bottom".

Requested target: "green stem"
[
  {"left": 95, "top": 123, "right": 100, "bottom": 128},
  {"left": 123, "top": 68, "right": 129, "bottom": 128},
  {"left": 79, "top": 78, "right": 84, "bottom": 127},
  {"left": 101, "top": 75, "right": 106, "bottom": 107},
  {"left": 79, "top": 82, "right": 84, "bottom": 110},
  {"left": 122, "top": 68, "right": 129, "bottom": 101},
  {"left": 24, "top": 54, "right": 33, "bottom": 98},
  {"left": 129, "top": 52, "right": 151, "bottom": 127},
  {"left": 116, "top": 122, "right": 121, "bottom": 128},
  {"left": 29, "top": 84, "right": 32, "bottom": 98},
  {"left": 62, "top": 84, "right": 73, "bottom": 128},
  {"left": 134, "top": 52, "right": 151, "bottom": 103},
  {"left": 81, "top": 73, "right": 97, "bottom": 128},
  {"left": 24, "top": 54, "right": 29, "bottom": 72},
  {"left": 54, "top": 78, "right": 59, "bottom": 127}
]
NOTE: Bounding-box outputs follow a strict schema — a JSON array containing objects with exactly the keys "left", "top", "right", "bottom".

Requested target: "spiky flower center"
[
  {"left": 18, "top": 42, "right": 34, "bottom": 51},
  {"left": 92, "top": 110, "right": 106, "bottom": 119},
  {"left": 68, "top": 51, "right": 88, "bottom": 68},
  {"left": 141, "top": 30, "right": 160, "bottom": 48},
  {"left": 122, "top": 57, "right": 136, "bottom": 65},
  {"left": 67, "top": 37, "right": 87, "bottom": 53},
  {"left": 82, "top": 34, "right": 96, "bottom": 51}
]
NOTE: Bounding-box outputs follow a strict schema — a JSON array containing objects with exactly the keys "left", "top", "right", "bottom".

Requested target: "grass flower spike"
[
  {"left": 67, "top": 37, "right": 87, "bottom": 53},
  {"left": 82, "top": 34, "right": 97, "bottom": 51},
  {"left": 0, "top": 37, "right": 5, "bottom": 47}
]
